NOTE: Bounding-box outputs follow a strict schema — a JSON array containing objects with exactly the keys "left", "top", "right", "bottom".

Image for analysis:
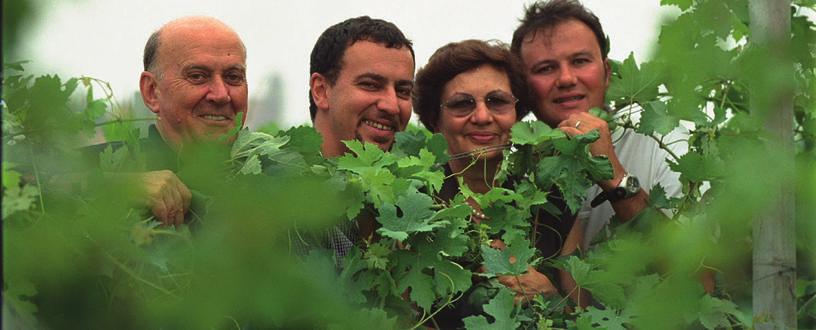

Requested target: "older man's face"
[{"left": 143, "top": 22, "right": 248, "bottom": 150}]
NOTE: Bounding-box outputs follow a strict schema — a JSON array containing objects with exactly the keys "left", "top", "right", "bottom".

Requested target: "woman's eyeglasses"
[{"left": 440, "top": 91, "right": 518, "bottom": 117}]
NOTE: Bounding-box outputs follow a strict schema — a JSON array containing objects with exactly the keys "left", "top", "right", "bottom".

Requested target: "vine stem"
[
  {"left": 94, "top": 117, "right": 156, "bottom": 128},
  {"left": 28, "top": 146, "right": 46, "bottom": 214},
  {"left": 408, "top": 272, "right": 463, "bottom": 330},
  {"left": 103, "top": 251, "right": 180, "bottom": 299}
]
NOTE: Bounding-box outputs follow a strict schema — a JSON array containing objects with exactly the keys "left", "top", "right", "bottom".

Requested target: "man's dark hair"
[
  {"left": 510, "top": 0, "right": 608, "bottom": 59},
  {"left": 308, "top": 16, "right": 415, "bottom": 121},
  {"left": 413, "top": 39, "right": 530, "bottom": 132},
  {"left": 144, "top": 30, "right": 161, "bottom": 71}
]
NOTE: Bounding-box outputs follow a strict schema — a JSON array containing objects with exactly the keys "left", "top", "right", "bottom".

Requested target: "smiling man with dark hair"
[{"left": 309, "top": 16, "right": 415, "bottom": 158}]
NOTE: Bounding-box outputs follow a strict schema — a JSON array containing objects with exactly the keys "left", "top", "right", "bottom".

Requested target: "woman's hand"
[
  {"left": 488, "top": 239, "right": 558, "bottom": 304},
  {"left": 498, "top": 266, "right": 558, "bottom": 304}
]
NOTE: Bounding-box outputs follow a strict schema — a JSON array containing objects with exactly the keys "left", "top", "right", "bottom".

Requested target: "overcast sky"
[{"left": 18, "top": 0, "right": 678, "bottom": 128}]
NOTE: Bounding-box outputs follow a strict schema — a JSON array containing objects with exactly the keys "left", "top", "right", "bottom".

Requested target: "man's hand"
[
  {"left": 557, "top": 112, "right": 625, "bottom": 189},
  {"left": 136, "top": 170, "right": 191, "bottom": 228}
]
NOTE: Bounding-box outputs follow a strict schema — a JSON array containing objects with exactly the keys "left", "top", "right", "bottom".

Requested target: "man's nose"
[
  {"left": 377, "top": 88, "right": 400, "bottom": 115},
  {"left": 206, "top": 76, "right": 231, "bottom": 104},
  {"left": 557, "top": 66, "right": 577, "bottom": 88}
]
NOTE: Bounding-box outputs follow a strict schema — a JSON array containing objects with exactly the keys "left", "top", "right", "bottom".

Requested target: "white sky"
[{"left": 18, "top": 0, "right": 677, "bottom": 129}]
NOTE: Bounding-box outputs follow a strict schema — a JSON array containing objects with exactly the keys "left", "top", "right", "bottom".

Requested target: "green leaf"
[
  {"left": 276, "top": 125, "right": 323, "bottom": 165},
  {"left": 511, "top": 121, "right": 564, "bottom": 145},
  {"left": 364, "top": 242, "right": 391, "bottom": 270},
  {"left": 339, "top": 140, "right": 397, "bottom": 170},
  {"left": 580, "top": 306, "right": 631, "bottom": 330},
  {"left": 2, "top": 278, "right": 39, "bottom": 327},
  {"left": 669, "top": 152, "right": 725, "bottom": 183},
  {"left": 560, "top": 255, "right": 592, "bottom": 286},
  {"left": 400, "top": 266, "right": 436, "bottom": 310},
  {"left": 661, "top": 0, "right": 693, "bottom": 10},
  {"left": 99, "top": 144, "right": 130, "bottom": 172},
  {"left": 433, "top": 261, "right": 473, "bottom": 297},
  {"left": 376, "top": 188, "right": 446, "bottom": 241},
  {"left": 427, "top": 133, "right": 451, "bottom": 164},
  {"left": 393, "top": 128, "right": 427, "bottom": 157},
  {"left": 481, "top": 238, "right": 535, "bottom": 276},
  {"left": 2, "top": 162, "right": 22, "bottom": 190},
  {"left": 607, "top": 53, "right": 661, "bottom": 106},
  {"left": 463, "top": 289, "right": 520, "bottom": 330},
  {"left": 697, "top": 295, "right": 741, "bottom": 329},
  {"left": 237, "top": 154, "right": 263, "bottom": 175},
  {"left": 638, "top": 100, "right": 680, "bottom": 135}
]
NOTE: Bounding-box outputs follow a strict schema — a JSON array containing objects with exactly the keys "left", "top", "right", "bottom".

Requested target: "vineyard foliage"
[{"left": 3, "top": 0, "right": 816, "bottom": 329}]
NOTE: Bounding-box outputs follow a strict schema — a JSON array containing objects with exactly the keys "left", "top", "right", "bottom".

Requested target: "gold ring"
[{"left": 575, "top": 120, "right": 582, "bottom": 129}]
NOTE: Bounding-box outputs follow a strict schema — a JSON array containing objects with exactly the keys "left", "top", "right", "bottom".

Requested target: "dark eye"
[
  {"left": 224, "top": 71, "right": 246, "bottom": 85},
  {"left": 358, "top": 80, "right": 380, "bottom": 90},
  {"left": 534, "top": 64, "right": 555, "bottom": 74},
  {"left": 444, "top": 97, "right": 476, "bottom": 113},
  {"left": 573, "top": 58, "right": 590, "bottom": 65},
  {"left": 396, "top": 85, "right": 413, "bottom": 99},
  {"left": 486, "top": 96, "right": 513, "bottom": 107},
  {"left": 187, "top": 72, "right": 208, "bottom": 84}
]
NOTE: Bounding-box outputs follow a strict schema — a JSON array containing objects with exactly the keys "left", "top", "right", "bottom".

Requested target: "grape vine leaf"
[
  {"left": 661, "top": 0, "right": 693, "bottom": 11},
  {"left": 2, "top": 185, "right": 39, "bottom": 218},
  {"left": 2, "top": 162, "right": 22, "bottom": 189},
  {"left": 638, "top": 100, "right": 680, "bottom": 135},
  {"left": 338, "top": 141, "right": 400, "bottom": 206},
  {"left": 99, "top": 144, "right": 130, "bottom": 172},
  {"left": 462, "top": 289, "right": 520, "bottom": 330},
  {"left": 276, "top": 125, "right": 323, "bottom": 165},
  {"left": 397, "top": 262, "right": 436, "bottom": 310},
  {"left": 669, "top": 152, "right": 725, "bottom": 183},
  {"left": 393, "top": 128, "right": 427, "bottom": 157},
  {"left": 396, "top": 148, "right": 444, "bottom": 193},
  {"left": 511, "top": 121, "right": 564, "bottom": 145},
  {"left": 2, "top": 278, "right": 39, "bottom": 327},
  {"left": 433, "top": 261, "right": 473, "bottom": 297},
  {"left": 376, "top": 189, "right": 446, "bottom": 241},
  {"left": 579, "top": 306, "right": 631, "bottom": 330},
  {"left": 697, "top": 295, "right": 741, "bottom": 329},
  {"left": 606, "top": 52, "right": 661, "bottom": 106},
  {"left": 481, "top": 238, "right": 535, "bottom": 276},
  {"left": 364, "top": 242, "right": 391, "bottom": 270},
  {"left": 353, "top": 308, "right": 398, "bottom": 329},
  {"left": 427, "top": 133, "right": 451, "bottom": 164}
]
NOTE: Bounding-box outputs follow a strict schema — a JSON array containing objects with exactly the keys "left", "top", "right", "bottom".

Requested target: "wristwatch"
[{"left": 590, "top": 173, "right": 640, "bottom": 207}]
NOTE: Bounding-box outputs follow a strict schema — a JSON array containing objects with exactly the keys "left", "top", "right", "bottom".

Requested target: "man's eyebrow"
[
  {"left": 355, "top": 72, "right": 387, "bottom": 82},
  {"left": 570, "top": 50, "right": 595, "bottom": 58},
  {"left": 225, "top": 64, "right": 247, "bottom": 71},
  {"left": 396, "top": 79, "right": 414, "bottom": 87},
  {"left": 181, "top": 64, "right": 212, "bottom": 72}
]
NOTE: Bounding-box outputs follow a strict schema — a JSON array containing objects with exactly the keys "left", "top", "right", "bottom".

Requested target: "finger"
[
  {"left": 166, "top": 184, "right": 185, "bottom": 228},
  {"left": 559, "top": 126, "right": 581, "bottom": 137},
  {"left": 152, "top": 197, "right": 170, "bottom": 226},
  {"left": 179, "top": 182, "right": 192, "bottom": 211},
  {"left": 160, "top": 187, "right": 178, "bottom": 227}
]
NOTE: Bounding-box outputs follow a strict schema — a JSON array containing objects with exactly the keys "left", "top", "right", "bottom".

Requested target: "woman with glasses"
[{"left": 413, "top": 39, "right": 582, "bottom": 327}]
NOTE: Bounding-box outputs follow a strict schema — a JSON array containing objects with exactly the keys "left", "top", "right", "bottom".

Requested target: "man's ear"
[
  {"left": 603, "top": 58, "right": 612, "bottom": 88},
  {"left": 140, "top": 71, "right": 160, "bottom": 114},
  {"left": 310, "top": 72, "right": 331, "bottom": 111}
]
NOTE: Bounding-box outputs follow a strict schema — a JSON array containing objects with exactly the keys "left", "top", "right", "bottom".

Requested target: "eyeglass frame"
[{"left": 439, "top": 92, "right": 519, "bottom": 117}]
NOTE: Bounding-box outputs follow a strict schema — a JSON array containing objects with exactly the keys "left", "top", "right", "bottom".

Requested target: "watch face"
[{"left": 624, "top": 175, "right": 640, "bottom": 195}]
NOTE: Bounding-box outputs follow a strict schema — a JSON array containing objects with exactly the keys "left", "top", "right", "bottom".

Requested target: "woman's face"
[{"left": 437, "top": 64, "right": 517, "bottom": 160}]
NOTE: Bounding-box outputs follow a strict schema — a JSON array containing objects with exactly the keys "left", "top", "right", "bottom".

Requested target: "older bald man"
[{"left": 133, "top": 16, "right": 248, "bottom": 227}]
